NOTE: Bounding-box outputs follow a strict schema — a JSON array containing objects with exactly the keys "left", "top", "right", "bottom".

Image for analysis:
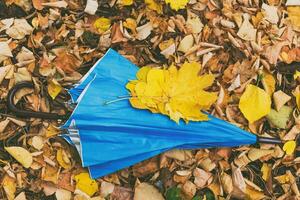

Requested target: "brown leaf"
[{"left": 132, "top": 157, "right": 159, "bottom": 177}]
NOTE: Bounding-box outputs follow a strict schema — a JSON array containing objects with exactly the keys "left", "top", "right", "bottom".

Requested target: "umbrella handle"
[
  {"left": 7, "top": 82, "right": 67, "bottom": 120},
  {"left": 257, "top": 136, "right": 282, "bottom": 144}
]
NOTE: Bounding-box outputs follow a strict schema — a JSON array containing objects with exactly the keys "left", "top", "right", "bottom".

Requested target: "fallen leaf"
[
  {"left": 273, "top": 90, "right": 291, "bottom": 111},
  {"left": 239, "top": 84, "right": 271, "bottom": 123},
  {"left": 31, "top": 136, "right": 44, "bottom": 150},
  {"left": 136, "top": 22, "right": 153, "bottom": 40},
  {"left": 134, "top": 182, "right": 164, "bottom": 200},
  {"left": 262, "top": 72, "right": 276, "bottom": 95},
  {"left": 261, "top": 163, "right": 271, "bottom": 181},
  {"left": 0, "top": 41, "right": 13, "bottom": 58},
  {"left": 287, "top": 6, "right": 300, "bottom": 31},
  {"left": 165, "top": 0, "right": 189, "bottom": 11},
  {"left": 84, "top": 0, "right": 98, "bottom": 15},
  {"left": 267, "top": 106, "right": 293, "bottom": 129},
  {"left": 14, "top": 192, "right": 26, "bottom": 200},
  {"left": 16, "top": 47, "right": 35, "bottom": 63},
  {"left": 48, "top": 79, "right": 62, "bottom": 100},
  {"left": 56, "top": 189, "right": 72, "bottom": 200},
  {"left": 193, "top": 168, "right": 212, "bottom": 188},
  {"left": 74, "top": 172, "right": 98, "bottom": 197},
  {"left": 32, "top": 0, "right": 44, "bottom": 10},
  {"left": 0, "top": 65, "right": 13, "bottom": 84},
  {"left": 221, "top": 172, "right": 233, "bottom": 194},
  {"left": 245, "top": 186, "right": 266, "bottom": 200},
  {"left": 178, "top": 34, "right": 194, "bottom": 53},
  {"left": 94, "top": 18, "right": 111, "bottom": 33},
  {"left": 247, "top": 148, "right": 274, "bottom": 161},
  {"left": 57, "top": 149, "right": 72, "bottom": 169},
  {"left": 127, "top": 62, "right": 218, "bottom": 123},
  {"left": 42, "top": 1, "right": 68, "bottom": 8},
  {"left": 164, "top": 149, "right": 192, "bottom": 161},
  {"left": 145, "top": 0, "right": 162, "bottom": 14},
  {"left": 262, "top": 3, "right": 279, "bottom": 24},
  {"left": 6, "top": 19, "right": 33, "bottom": 39},
  {"left": 5, "top": 147, "right": 33, "bottom": 168},
  {"left": 283, "top": 140, "right": 296, "bottom": 155},
  {"left": 2, "top": 175, "right": 16, "bottom": 200},
  {"left": 182, "top": 181, "right": 196, "bottom": 199},
  {"left": 186, "top": 11, "right": 203, "bottom": 34},
  {"left": 237, "top": 14, "right": 257, "bottom": 41},
  {"left": 100, "top": 181, "right": 115, "bottom": 198},
  {"left": 264, "top": 41, "right": 288, "bottom": 64}
]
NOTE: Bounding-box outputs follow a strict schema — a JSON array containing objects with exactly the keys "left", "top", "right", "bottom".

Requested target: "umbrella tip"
[{"left": 257, "top": 136, "right": 282, "bottom": 144}]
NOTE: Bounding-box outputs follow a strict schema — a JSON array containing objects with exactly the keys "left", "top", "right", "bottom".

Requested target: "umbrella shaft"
[{"left": 257, "top": 136, "right": 282, "bottom": 144}]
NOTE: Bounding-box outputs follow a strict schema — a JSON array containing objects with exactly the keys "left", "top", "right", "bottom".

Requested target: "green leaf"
[
  {"left": 166, "top": 187, "right": 182, "bottom": 200},
  {"left": 267, "top": 105, "right": 293, "bottom": 128},
  {"left": 192, "top": 196, "right": 203, "bottom": 200}
]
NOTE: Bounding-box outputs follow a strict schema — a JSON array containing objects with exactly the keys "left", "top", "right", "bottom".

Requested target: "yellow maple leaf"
[
  {"left": 239, "top": 84, "right": 271, "bottom": 124},
  {"left": 145, "top": 0, "right": 163, "bottom": 14},
  {"left": 283, "top": 140, "right": 296, "bottom": 155},
  {"left": 127, "top": 61, "right": 217, "bottom": 123},
  {"left": 94, "top": 17, "right": 111, "bottom": 33},
  {"left": 165, "top": 0, "right": 189, "bottom": 11},
  {"left": 293, "top": 86, "right": 300, "bottom": 109},
  {"left": 74, "top": 172, "right": 98, "bottom": 197}
]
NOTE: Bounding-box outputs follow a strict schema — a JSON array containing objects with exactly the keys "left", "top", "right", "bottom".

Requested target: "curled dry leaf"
[
  {"left": 273, "top": 90, "right": 291, "bottom": 111},
  {"left": 134, "top": 182, "right": 164, "bottom": 200},
  {"left": 164, "top": 149, "right": 192, "bottom": 161},
  {"left": 262, "top": 3, "right": 279, "bottom": 24},
  {"left": 237, "top": 14, "right": 257, "bottom": 41},
  {"left": 2, "top": 175, "right": 16, "bottom": 200},
  {"left": 100, "top": 181, "right": 115, "bottom": 198},
  {"left": 56, "top": 189, "right": 72, "bottom": 200},
  {"left": 5, "top": 146, "right": 33, "bottom": 168},
  {"left": 84, "top": 0, "right": 98, "bottom": 15},
  {"left": 193, "top": 168, "right": 212, "bottom": 188},
  {"left": 6, "top": 19, "right": 33, "bottom": 40},
  {"left": 178, "top": 34, "right": 194, "bottom": 53}
]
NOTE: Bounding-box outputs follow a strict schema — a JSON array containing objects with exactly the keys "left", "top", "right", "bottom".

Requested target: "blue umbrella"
[{"left": 7, "top": 49, "right": 282, "bottom": 178}]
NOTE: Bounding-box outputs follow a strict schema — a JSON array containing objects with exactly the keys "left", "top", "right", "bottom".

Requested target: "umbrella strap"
[
  {"left": 257, "top": 136, "right": 282, "bottom": 144},
  {"left": 7, "top": 82, "right": 68, "bottom": 120}
]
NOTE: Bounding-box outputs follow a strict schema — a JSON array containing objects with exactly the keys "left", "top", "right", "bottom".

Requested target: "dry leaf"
[
  {"left": 31, "top": 136, "right": 44, "bottom": 150},
  {"left": 100, "top": 181, "right": 115, "bottom": 198},
  {"left": 262, "top": 72, "right": 276, "bottom": 95},
  {"left": 273, "top": 90, "right": 291, "bottom": 111},
  {"left": 164, "top": 150, "right": 192, "bottom": 161},
  {"left": 14, "top": 192, "right": 26, "bottom": 200},
  {"left": 5, "top": 147, "right": 33, "bottom": 168},
  {"left": 2, "top": 175, "right": 16, "bottom": 200},
  {"left": 239, "top": 84, "right": 271, "bottom": 124},
  {"left": 0, "top": 41, "right": 13, "bottom": 58},
  {"left": 287, "top": 6, "right": 300, "bottom": 31},
  {"left": 182, "top": 181, "right": 196, "bottom": 199},
  {"left": 57, "top": 149, "right": 72, "bottom": 169},
  {"left": 136, "top": 22, "right": 153, "bottom": 40},
  {"left": 42, "top": 1, "right": 68, "bottom": 8},
  {"left": 56, "top": 189, "right": 72, "bottom": 200},
  {"left": 261, "top": 163, "right": 271, "bottom": 181},
  {"left": 84, "top": 0, "right": 98, "bottom": 15},
  {"left": 134, "top": 182, "right": 164, "bottom": 200},
  {"left": 237, "top": 14, "right": 257, "bottom": 41},
  {"left": 145, "top": 0, "right": 162, "bottom": 14},
  {"left": 267, "top": 106, "right": 293, "bottom": 129},
  {"left": 6, "top": 19, "right": 33, "bottom": 39},
  {"left": 193, "top": 168, "right": 212, "bottom": 188},
  {"left": 262, "top": 3, "right": 279, "bottom": 24},
  {"left": 178, "top": 35, "right": 194, "bottom": 53}
]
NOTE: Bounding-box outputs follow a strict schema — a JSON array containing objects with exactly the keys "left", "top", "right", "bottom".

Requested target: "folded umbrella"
[{"left": 7, "top": 49, "right": 283, "bottom": 178}]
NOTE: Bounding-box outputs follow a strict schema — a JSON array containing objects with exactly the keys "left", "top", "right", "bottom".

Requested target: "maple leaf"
[{"left": 126, "top": 62, "right": 217, "bottom": 123}]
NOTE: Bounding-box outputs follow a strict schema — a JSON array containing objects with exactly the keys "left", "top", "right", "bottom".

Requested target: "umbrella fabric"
[
  {"left": 67, "top": 75, "right": 257, "bottom": 167},
  {"left": 61, "top": 49, "right": 258, "bottom": 177}
]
